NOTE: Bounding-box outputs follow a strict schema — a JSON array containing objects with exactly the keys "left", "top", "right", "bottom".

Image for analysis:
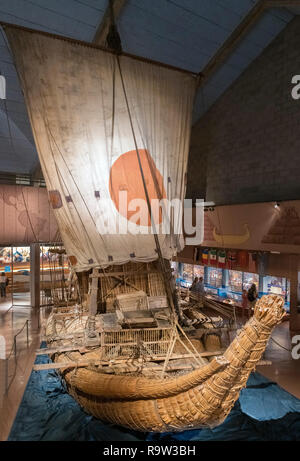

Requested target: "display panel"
[
  {"left": 194, "top": 265, "right": 204, "bottom": 279},
  {"left": 243, "top": 272, "right": 259, "bottom": 291},
  {"left": 0, "top": 247, "right": 13, "bottom": 268},
  {"left": 263, "top": 276, "right": 286, "bottom": 296},
  {"left": 228, "top": 270, "right": 242, "bottom": 292},
  {"left": 12, "top": 246, "right": 31, "bottom": 306},
  {"left": 0, "top": 247, "right": 13, "bottom": 303},
  {"left": 182, "top": 264, "right": 194, "bottom": 284},
  {"left": 207, "top": 267, "right": 222, "bottom": 288},
  {"left": 170, "top": 261, "right": 178, "bottom": 278}
]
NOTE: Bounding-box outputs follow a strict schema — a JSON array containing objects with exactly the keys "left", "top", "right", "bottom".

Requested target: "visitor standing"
[
  {"left": 247, "top": 284, "right": 258, "bottom": 311},
  {"left": 190, "top": 277, "right": 198, "bottom": 292},
  {"left": 194, "top": 276, "right": 205, "bottom": 306},
  {"left": 0, "top": 272, "right": 8, "bottom": 298}
]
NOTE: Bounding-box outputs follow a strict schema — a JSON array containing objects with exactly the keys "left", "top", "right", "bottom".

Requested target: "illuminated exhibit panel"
[
  {"left": 243, "top": 272, "right": 259, "bottom": 291},
  {"left": 0, "top": 247, "right": 12, "bottom": 268},
  {"left": 264, "top": 276, "right": 285, "bottom": 295},
  {"left": 177, "top": 258, "right": 291, "bottom": 310},
  {"left": 0, "top": 246, "right": 31, "bottom": 305},
  {"left": 170, "top": 261, "right": 178, "bottom": 278},
  {"left": 194, "top": 264, "right": 204, "bottom": 279},
  {"left": 0, "top": 246, "right": 31, "bottom": 293},
  {"left": 207, "top": 267, "right": 222, "bottom": 288},
  {"left": 179, "top": 263, "right": 204, "bottom": 287},
  {"left": 13, "top": 247, "right": 31, "bottom": 306},
  {"left": 0, "top": 247, "right": 13, "bottom": 295},
  {"left": 228, "top": 270, "right": 243, "bottom": 293},
  {"left": 262, "top": 275, "right": 290, "bottom": 307},
  {"left": 181, "top": 263, "right": 194, "bottom": 287}
]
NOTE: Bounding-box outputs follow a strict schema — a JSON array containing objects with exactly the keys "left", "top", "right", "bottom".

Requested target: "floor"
[
  {"left": 257, "top": 320, "right": 300, "bottom": 400},
  {"left": 0, "top": 303, "right": 299, "bottom": 441},
  {"left": 0, "top": 296, "right": 41, "bottom": 441},
  {"left": 0, "top": 295, "right": 12, "bottom": 316}
]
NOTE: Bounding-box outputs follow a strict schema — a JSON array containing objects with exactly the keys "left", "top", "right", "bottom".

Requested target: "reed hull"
[{"left": 46, "top": 294, "right": 285, "bottom": 432}]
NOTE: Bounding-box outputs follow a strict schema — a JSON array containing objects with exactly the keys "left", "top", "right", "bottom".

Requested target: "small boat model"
[{"left": 3, "top": 22, "right": 286, "bottom": 433}]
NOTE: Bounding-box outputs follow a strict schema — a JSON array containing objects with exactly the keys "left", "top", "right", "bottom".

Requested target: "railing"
[{"left": 3, "top": 319, "right": 30, "bottom": 394}]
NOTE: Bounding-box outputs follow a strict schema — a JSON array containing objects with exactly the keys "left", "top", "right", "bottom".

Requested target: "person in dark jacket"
[
  {"left": 192, "top": 277, "right": 205, "bottom": 307},
  {"left": 247, "top": 283, "right": 258, "bottom": 310},
  {"left": 190, "top": 277, "right": 198, "bottom": 292},
  {"left": 0, "top": 272, "right": 8, "bottom": 298}
]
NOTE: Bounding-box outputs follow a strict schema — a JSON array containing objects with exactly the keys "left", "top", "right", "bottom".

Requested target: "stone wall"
[{"left": 188, "top": 16, "right": 300, "bottom": 205}]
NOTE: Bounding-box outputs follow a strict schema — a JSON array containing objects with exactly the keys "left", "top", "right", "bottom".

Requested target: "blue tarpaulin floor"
[{"left": 8, "top": 349, "right": 300, "bottom": 441}]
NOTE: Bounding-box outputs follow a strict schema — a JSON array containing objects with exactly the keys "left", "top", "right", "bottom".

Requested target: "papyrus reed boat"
[
  {"left": 44, "top": 294, "right": 284, "bottom": 432},
  {"left": 3, "top": 22, "right": 286, "bottom": 432}
]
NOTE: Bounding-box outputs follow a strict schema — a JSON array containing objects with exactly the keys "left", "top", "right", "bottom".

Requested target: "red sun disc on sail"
[{"left": 109, "top": 149, "right": 167, "bottom": 226}]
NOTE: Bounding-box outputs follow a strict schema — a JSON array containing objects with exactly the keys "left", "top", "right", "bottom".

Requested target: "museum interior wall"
[
  {"left": 0, "top": 184, "right": 59, "bottom": 245},
  {"left": 188, "top": 16, "right": 300, "bottom": 205}
]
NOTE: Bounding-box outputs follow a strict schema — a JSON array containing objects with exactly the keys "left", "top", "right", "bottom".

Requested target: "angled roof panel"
[
  {"left": 194, "top": 7, "right": 294, "bottom": 120},
  {"left": 0, "top": 0, "right": 108, "bottom": 174},
  {"left": 0, "top": 0, "right": 296, "bottom": 175}
]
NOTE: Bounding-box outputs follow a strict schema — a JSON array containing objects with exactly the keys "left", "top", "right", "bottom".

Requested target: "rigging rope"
[{"left": 116, "top": 55, "right": 177, "bottom": 321}]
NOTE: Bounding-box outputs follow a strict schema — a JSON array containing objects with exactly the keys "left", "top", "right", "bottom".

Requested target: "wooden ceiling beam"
[
  {"left": 93, "top": 0, "right": 128, "bottom": 46},
  {"left": 198, "top": 0, "right": 300, "bottom": 85},
  {"left": 198, "top": 0, "right": 268, "bottom": 84}
]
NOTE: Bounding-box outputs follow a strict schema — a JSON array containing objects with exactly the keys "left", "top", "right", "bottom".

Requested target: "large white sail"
[{"left": 5, "top": 26, "right": 197, "bottom": 271}]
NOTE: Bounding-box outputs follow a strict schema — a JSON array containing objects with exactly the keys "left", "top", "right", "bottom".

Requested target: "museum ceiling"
[{"left": 0, "top": 0, "right": 295, "bottom": 174}]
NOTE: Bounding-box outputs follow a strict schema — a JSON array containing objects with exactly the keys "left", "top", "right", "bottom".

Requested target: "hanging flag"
[
  {"left": 201, "top": 248, "right": 209, "bottom": 265},
  {"left": 217, "top": 249, "right": 226, "bottom": 268},
  {"left": 248, "top": 252, "right": 256, "bottom": 273},
  {"left": 209, "top": 248, "right": 217, "bottom": 266},
  {"left": 237, "top": 250, "right": 249, "bottom": 270},
  {"left": 227, "top": 250, "right": 237, "bottom": 269}
]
